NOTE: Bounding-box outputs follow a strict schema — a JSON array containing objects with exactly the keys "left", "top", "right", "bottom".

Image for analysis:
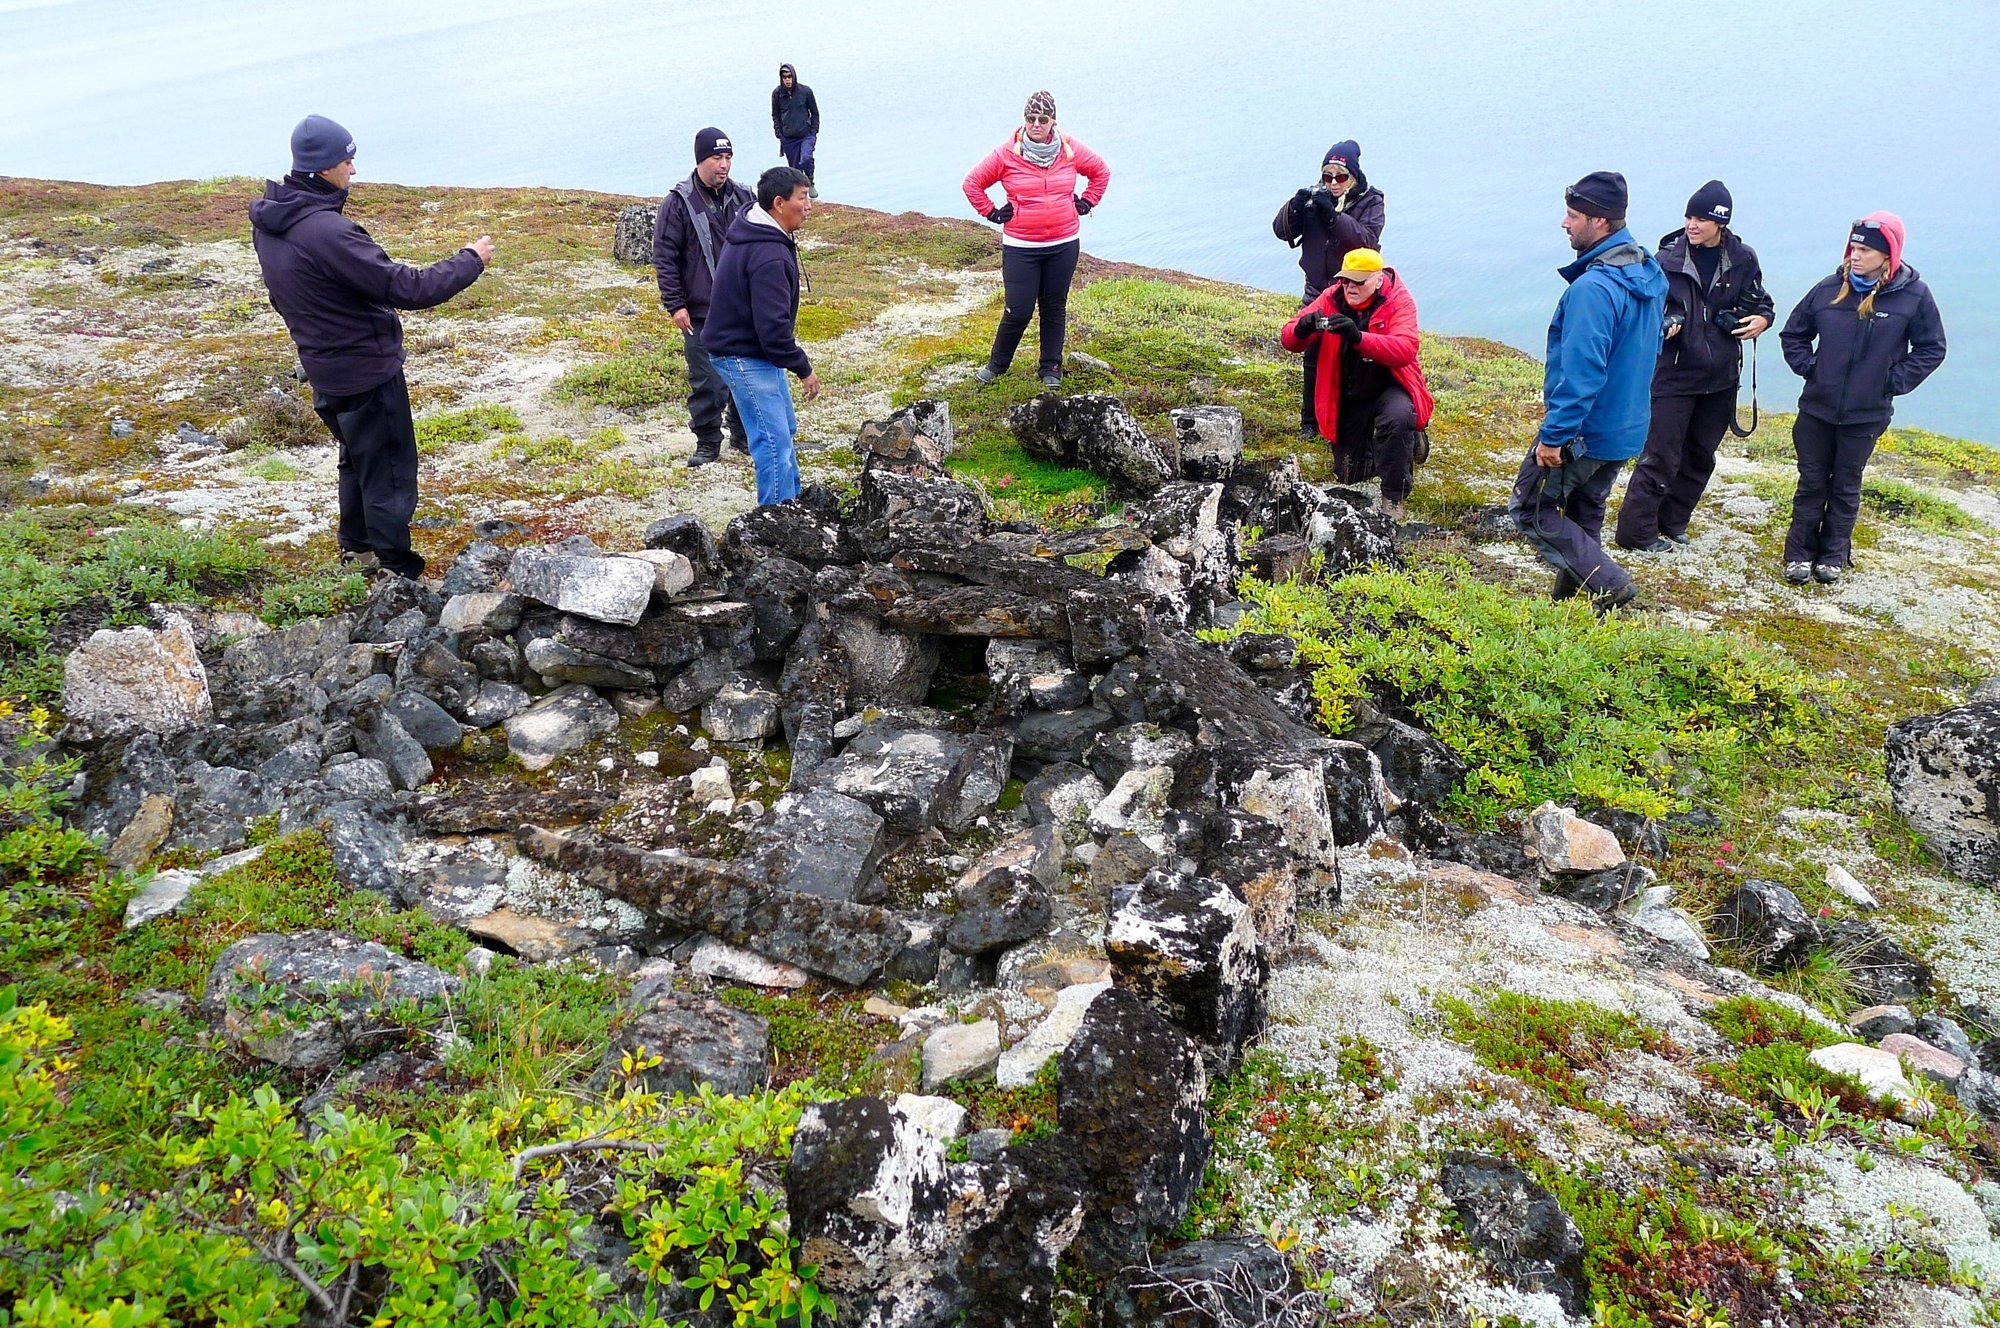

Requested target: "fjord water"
[{"left": 3, "top": 0, "right": 1995, "bottom": 440}]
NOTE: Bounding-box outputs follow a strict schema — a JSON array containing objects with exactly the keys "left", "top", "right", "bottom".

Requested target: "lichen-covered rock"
[
  {"left": 1438, "top": 1151, "right": 1590, "bottom": 1317},
  {"left": 1100, "top": 1235, "right": 1311, "bottom": 1328},
  {"left": 744, "top": 788, "right": 889, "bottom": 902},
  {"left": 1168, "top": 405, "right": 1244, "bottom": 482},
  {"left": 1523, "top": 801, "right": 1627, "bottom": 875},
  {"left": 946, "top": 824, "right": 1060, "bottom": 955},
  {"left": 202, "top": 930, "right": 458, "bottom": 1069},
  {"left": 592, "top": 988, "right": 769, "bottom": 1095},
  {"left": 922, "top": 1020, "right": 1002, "bottom": 1088},
  {"left": 702, "top": 675, "right": 782, "bottom": 743},
  {"left": 1057, "top": 987, "right": 1210, "bottom": 1272},
  {"left": 506, "top": 547, "right": 656, "bottom": 626},
  {"left": 984, "top": 638, "right": 1088, "bottom": 720},
  {"left": 998, "top": 981, "right": 1110, "bottom": 1089},
  {"left": 63, "top": 616, "right": 212, "bottom": 740},
  {"left": 810, "top": 724, "right": 1011, "bottom": 835},
  {"left": 1085, "top": 722, "right": 1195, "bottom": 788},
  {"left": 1008, "top": 393, "right": 1174, "bottom": 496},
  {"left": 828, "top": 611, "right": 939, "bottom": 704},
  {"left": 1107, "top": 869, "right": 1267, "bottom": 1074},
  {"left": 1824, "top": 920, "right": 1934, "bottom": 1004},
  {"left": 1885, "top": 701, "right": 2000, "bottom": 884},
  {"left": 611, "top": 202, "right": 655, "bottom": 263},
  {"left": 1022, "top": 761, "right": 1107, "bottom": 841},
  {"left": 524, "top": 636, "right": 656, "bottom": 690},
  {"left": 503, "top": 683, "right": 619, "bottom": 771},
  {"left": 1009, "top": 705, "right": 1118, "bottom": 765},
  {"left": 1345, "top": 703, "right": 1468, "bottom": 809}
]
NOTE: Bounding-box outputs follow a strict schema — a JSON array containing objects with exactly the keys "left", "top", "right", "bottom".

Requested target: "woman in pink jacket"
[{"left": 962, "top": 90, "right": 1110, "bottom": 388}]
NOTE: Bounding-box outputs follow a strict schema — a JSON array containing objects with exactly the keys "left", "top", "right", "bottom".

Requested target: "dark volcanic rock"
[
  {"left": 1009, "top": 706, "right": 1117, "bottom": 765},
  {"left": 1008, "top": 393, "right": 1174, "bottom": 496},
  {"left": 721, "top": 502, "right": 856, "bottom": 570},
  {"left": 202, "top": 930, "right": 458, "bottom": 1070},
  {"left": 1344, "top": 703, "right": 1467, "bottom": 809},
  {"left": 1057, "top": 987, "right": 1210, "bottom": 1272},
  {"left": 440, "top": 539, "right": 515, "bottom": 595},
  {"left": 1439, "top": 1151, "right": 1590, "bottom": 1317},
  {"left": 946, "top": 824, "right": 1061, "bottom": 954},
  {"left": 516, "top": 828, "right": 908, "bottom": 985},
  {"left": 809, "top": 724, "right": 1011, "bottom": 835},
  {"left": 644, "top": 513, "right": 722, "bottom": 577},
  {"left": 1100, "top": 1236, "right": 1309, "bottom": 1328},
  {"left": 878, "top": 584, "right": 1069, "bottom": 639},
  {"left": 733, "top": 554, "right": 816, "bottom": 661},
  {"left": 1107, "top": 868, "right": 1267, "bottom": 1074},
  {"left": 1713, "top": 878, "right": 1822, "bottom": 971},
  {"left": 828, "top": 611, "right": 939, "bottom": 703},
  {"left": 745, "top": 788, "right": 890, "bottom": 903},
  {"left": 417, "top": 786, "right": 615, "bottom": 833},
  {"left": 780, "top": 621, "right": 850, "bottom": 783},
  {"left": 1824, "top": 920, "right": 1935, "bottom": 1004},
  {"left": 1168, "top": 405, "right": 1245, "bottom": 483},
  {"left": 1885, "top": 701, "right": 2000, "bottom": 884}
]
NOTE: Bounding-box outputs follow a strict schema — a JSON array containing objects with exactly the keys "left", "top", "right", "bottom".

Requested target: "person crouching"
[{"left": 1279, "top": 248, "right": 1433, "bottom": 523}]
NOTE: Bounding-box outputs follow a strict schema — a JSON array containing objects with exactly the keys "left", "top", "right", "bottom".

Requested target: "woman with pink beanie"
[
  {"left": 1777, "top": 211, "right": 1947, "bottom": 583},
  {"left": 962, "top": 91, "right": 1110, "bottom": 388}
]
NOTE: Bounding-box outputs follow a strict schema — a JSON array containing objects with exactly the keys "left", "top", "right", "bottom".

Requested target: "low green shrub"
[
  {"left": 414, "top": 403, "right": 523, "bottom": 454},
  {"left": 1215, "top": 559, "right": 1839, "bottom": 820},
  {"left": 550, "top": 347, "right": 686, "bottom": 410}
]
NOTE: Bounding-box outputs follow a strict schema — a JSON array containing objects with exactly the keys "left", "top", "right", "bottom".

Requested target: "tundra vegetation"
[{"left": 5, "top": 176, "right": 2000, "bottom": 1326}]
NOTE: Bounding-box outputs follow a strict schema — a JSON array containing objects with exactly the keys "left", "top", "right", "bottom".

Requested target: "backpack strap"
[{"left": 672, "top": 179, "right": 725, "bottom": 277}]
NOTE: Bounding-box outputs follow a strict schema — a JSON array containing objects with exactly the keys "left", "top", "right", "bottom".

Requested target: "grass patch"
[
  {"left": 1860, "top": 476, "right": 1983, "bottom": 533},
  {"left": 487, "top": 426, "right": 667, "bottom": 500},
  {"left": 715, "top": 987, "right": 885, "bottom": 1094},
  {"left": 1436, "top": 991, "right": 1679, "bottom": 1120},
  {"left": 947, "top": 429, "right": 1106, "bottom": 523},
  {"left": 549, "top": 345, "right": 686, "bottom": 410},
  {"left": 1215, "top": 557, "right": 1840, "bottom": 822},
  {"left": 414, "top": 402, "right": 522, "bottom": 454},
  {"left": 794, "top": 302, "right": 859, "bottom": 340}
]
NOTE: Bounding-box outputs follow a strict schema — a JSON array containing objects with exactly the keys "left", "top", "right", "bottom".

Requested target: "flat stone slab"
[
  {"left": 503, "top": 683, "right": 619, "bottom": 771},
  {"left": 922, "top": 1019, "right": 1001, "bottom": 1089},
  {"left": 1808, "top": 1042, "right": 1931, "bottom": 1120},
  {"left": 998, "top": 981, "right": 1110, "bottom": 1088},
  {"left": 507, "top": 547, "right": 657, "bottom": 626},
  {"left": 689, "top": 935, "right": 810, "bottom": 988},
  {"left": 63, "top": 616, "right": 212, "bottom": 740}
]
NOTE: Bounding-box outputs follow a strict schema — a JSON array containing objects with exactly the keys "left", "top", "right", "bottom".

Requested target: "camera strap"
[{"left": 1729, "top": 339, "right": 1760, "bottom": 438}]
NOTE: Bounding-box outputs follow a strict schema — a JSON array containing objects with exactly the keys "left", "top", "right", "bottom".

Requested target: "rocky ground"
[{"left": 7, "top": 176, "right": 2000, "bottom": 1328}]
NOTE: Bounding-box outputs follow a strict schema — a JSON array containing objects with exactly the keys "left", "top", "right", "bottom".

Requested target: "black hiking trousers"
[
  {"left": 1785, "top": 410, "right": 1885, "bottom": 568},
  {"left": 314, "top": 370, "right": 424, "bottom": 579},
  {"left": 987, "top": 240, "right": 1080, "bottom": 378},
  {"left": 1614, "top": 388, "right": 1736, "bottom": 548}
]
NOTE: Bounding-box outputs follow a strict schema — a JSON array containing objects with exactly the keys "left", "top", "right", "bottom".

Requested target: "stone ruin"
[{"left": 59, "top": 392, "right": 1472, "bottom": 1324}]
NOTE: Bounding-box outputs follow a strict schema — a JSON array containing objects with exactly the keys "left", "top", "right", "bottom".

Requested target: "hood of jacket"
[
  {"left": 1656, "top": 227, "right": 1753, "bottom": 276},
  {"left": 249, "top": 173, "right": 347, "bottom": 236},
  {"left": 721, "top": 206, "right": 797, "bottom": 254},
  {"left": 1560, "top": 228, "right": 1668, "bottom": 300}
]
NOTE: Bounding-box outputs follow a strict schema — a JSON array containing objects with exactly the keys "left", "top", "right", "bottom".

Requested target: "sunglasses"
[
  {"left": 1024, "top": 114, "right": 1054, "bottom": 124},
  {"left": 1336, "top": 275, "right": 1375, "bottom": 288},
  {"left": 1323, "top": 169, "right": 1351, "bottom": 182}
]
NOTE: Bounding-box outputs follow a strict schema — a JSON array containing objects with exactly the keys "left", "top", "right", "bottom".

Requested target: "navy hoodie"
[
  {"left": 248, "top": 173, "right": 486, "bottom": 396},
  {"left": 701, "top": 208, "right": 811, "bottom": 377}
]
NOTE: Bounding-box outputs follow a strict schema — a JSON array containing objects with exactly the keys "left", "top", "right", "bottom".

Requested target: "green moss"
[
  {"left": 794, "top": 302, "right": 859, "bottom": 340},
  {"left": 1436, "top": 991, "right": 1677, "bottom": 1119},
  {"left": 716, "top": 987, "right": 885, "bottom": 1094},
  {"left": 939, "top": 1055, "right": 1060, "bottom": 1139},
  {"left": 414, "top": 402, "right": 522, "bottom": 454}
]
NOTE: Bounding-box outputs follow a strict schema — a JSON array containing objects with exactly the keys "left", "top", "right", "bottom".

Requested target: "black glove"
[
  {"left": 988, "top": 202, "right": 1015, "bottom": 225},
  {"left": 1290, "top": 187, "right": 1312, "bottom": 219},
  {"left": 1325, "top": 312, "right": 1363, "bottom": 345},
  {"left": 1307, "top": 187, "right": 1338, "bottom": 224},
  {"left": 1073, "top": 196, "right": 1093, "bottom": 216},
  {"left": 1297, "top": 313, "right": 1330, "bottom": 335}
]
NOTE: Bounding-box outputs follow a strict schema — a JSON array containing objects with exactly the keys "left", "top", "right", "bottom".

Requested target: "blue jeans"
[
  {"left": 781, "top": 133, "right": 817, "bottom": 179},
  {"left": 712, "top": 355, "right": 800, "bottom": 506},
  {"left": 1508, "top": 450, "right": 1630, "bottom": 594}
]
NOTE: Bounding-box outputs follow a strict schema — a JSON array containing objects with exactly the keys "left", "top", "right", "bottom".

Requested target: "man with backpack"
[
  {"left": 1613, "top": 180, "right": 1774, "bottom": 551},
  {"left": 654, "top": 126, "right": 755, "bottom": 467}
]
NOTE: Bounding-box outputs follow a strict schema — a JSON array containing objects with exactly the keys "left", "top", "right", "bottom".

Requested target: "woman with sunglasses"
[
  {"left": 1777, "top": 212, "right": 1947, "bottom": 584},
  {"left": 1274, "top": 140, "right": 1385, "bottom": 438},
  {"left": 962, "top": 91, "right": 1111, "bottom": 388}
]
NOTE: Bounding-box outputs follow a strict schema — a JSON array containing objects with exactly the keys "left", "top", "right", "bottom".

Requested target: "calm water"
[{"left": 4, "top": 0, "right": 1996, "bottom": 440}]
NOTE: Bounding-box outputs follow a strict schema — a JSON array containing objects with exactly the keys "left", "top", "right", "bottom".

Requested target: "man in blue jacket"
[
  {"left": 703, "top": 166, "right": 821, "bottom": 507},
  {"left": 1509, "top": 171, "right": 1667, "bottom": 610},
  {"left": 250, "top": 115, "right": 492, "bottom": 579}
]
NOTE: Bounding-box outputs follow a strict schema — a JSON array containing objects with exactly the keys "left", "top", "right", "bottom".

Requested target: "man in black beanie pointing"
[{"left": 250, "top": 115, "right": 493, "bottom": 578}]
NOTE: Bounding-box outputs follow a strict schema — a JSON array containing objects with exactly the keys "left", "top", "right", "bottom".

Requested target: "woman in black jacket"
[{"left": 1778, "top": 212, "right": 1946, "bottom": 583}]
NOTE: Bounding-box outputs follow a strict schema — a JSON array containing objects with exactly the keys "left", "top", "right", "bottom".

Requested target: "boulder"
[
  {"left": 998, "top": 981, "right": 1111, "bottom": 1089},
  {"left": 828, "top": 611, "right": 939, "bottom": 704},
  {"left": 385, "top": 690, "right": 463, "bottom": 751},
  {"left": 1808, "top": 1043, "right": 1930, "bottom": 1120},
  {"left": 946, "top": 825, "right": 1061, "bottom": 955},
  {"left": 1010, "top": 706, "right": 1118, "bottom": 765},
  {"left": 506, "top": 547, "right": 656, "bottom": 626},
  {"left": 1915, "top": 1012, "right": 1973, "bottom": 1062},
  {"left": 1085, "top": 723, "right": 1194, "bottom": 788},
  {"left": 984, "top": 639, "right": 1088, "bottom": 720},
  {"left": 591, "top": 988, "right": 770, "bottom": 1096},
  {"left": 1100, "top": 1236, "right": 1310, "bottom": 1328},
  {"left": 611, "top": 202, "right": 655, "bottom": 263},
  {"left": 524, "top": 636, "right": 655, "bottom": 691},
  {"left": 350, "top": 577, "right": 441, "bottom": 643},
  {"left": 1057, "top": 988, "right": 1210, "bottom": 1272},
  {"left": 1088, "top": 766, "right": 1176, "bottom": 843},
  {"left": 744, "top": 788, "right": 890, "bottom": 902},
  {"left": 1885, "top": 701, "right": 2000, "bottom": 883},
  {"left": 62, "top": 616, "right": 212, "bottom": 740},
  {"left": 809, "top": 724, "right": 1011, "bottom": 835},
  {"left": 1345, "top": 704, "right": 1468, "bottom": 808},
  {"left": 202, "top": 930, "right": 458, "bottom": 1070},
  {"left": 1712, "top": 878, "right": 1820, "bottom": 970},
  {"left": 661, "top": 646, "right": 749, "bottom": 712},
  {"left": 922, "top": 1020, "right": 1002, "bottom": 1088},
  {"left": 625, "top": 548, "right": 697, "bottom": 598},
  {"left": 644, "top": 513, "right": 722, "bottom": 576},
  {"left": 1008, "top": 393, "right": 1174, "bottom": 496},
  {"left": 1168, "top": 406, "right": 1244, "bottom": 483},
  {"left": 218, "top": 613, "right": 354, "bottom": 684},
  {"left": 1523, "top": 801, "right": 1626, "bottom": 875},
  {"left": 1023, "top": 762, "right": 1107, "bottom": 840},
  {"left": 351, "top": 708, "right": 433, "bottom": 791},
  {"left": 503, "top": 684, "right": 619, "bottom": 772},
  {"left": 440, "top": 539, "right": 516, "bottom": 596},
  {"left": 1438, "top": 1152, "right": 1590, "bottom": 1317},
  {"left": 1628, "top": 899, "right": 1710, "bottom": 960},
  {"left": 558, "top": 611, "right": 708, "bottom": 670},
  {"left": 1824, "top": 921, "right": 1934, "bottom": 1004},
  {"left": 1879, "top": 1032, "right": 1966, "bottom": 1085},
  {"left": 1107, "top": 869, "right": 1267, "bottom": 1074},
  {"left": 779, "top": 622, "right": 849, "bottom": 783},
  {"left": 702, "top": 675, "right": 782, "bottom": 743},
  {"left": 1850, "top": 1004, "right": 1916, "bottom": 1039},
  {"left": 1229, "top": 753, "right": 1337, "bottom": 869}
]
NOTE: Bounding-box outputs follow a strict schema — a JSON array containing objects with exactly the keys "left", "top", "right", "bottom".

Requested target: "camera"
[
  {"left": 1662, "top": 310, "right": 1687, "bottom": 337},
  {"left": 1713, "top": 308, "right": 1748, "bottom": 335}
]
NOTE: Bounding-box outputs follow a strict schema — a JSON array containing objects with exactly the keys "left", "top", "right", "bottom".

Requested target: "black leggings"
[{"left": 987, "top": 240, "right": 1080, "bottom": 377}]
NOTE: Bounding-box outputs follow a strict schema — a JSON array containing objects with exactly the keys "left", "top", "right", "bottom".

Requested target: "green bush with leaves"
[{"left": 1215, "top": 559, "right": 1839, "bottom": 820}]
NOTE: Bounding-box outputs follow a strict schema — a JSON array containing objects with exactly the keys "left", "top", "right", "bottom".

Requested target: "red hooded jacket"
[{"left": 1281, "top": 268, "right": 1434, "bottom": 440}]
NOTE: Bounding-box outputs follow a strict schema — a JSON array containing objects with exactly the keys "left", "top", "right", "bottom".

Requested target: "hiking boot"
[
  {"left": 1039, "top": 371, "right": 1063, "bottom": 389},
  {"left": 338, "top": 549, "right": 380, "bottom": 572},
  {"left": 808, "top": 182, "right": 819, "bottom": 199},
  {"left": 1636, "top": 537, "right": 1679, "bottom": 554},
  {"left": 1592, "top": 581, "right": 1639, "bottom": 616},
  {"left": 1379, "top": 499, "right": 1407, "bottom": 523},
  {"left": 1662, "top": 528, "right": 1691, "bottom": 545},
  {"left": 1552, "top": 569, "right": 1582, "bottom": 601},
  {"left": 1784, "top": 561, "right": 1812, "bottom": 584},
  {"left": 687, "top": 446, "right": 720, "bottom": 469},
  {"left": 1813, "top": 562, "right": 1843, "bottom": 584},
  {"left": 727, "top": 434, "right": 749, "bottom": 455},
  {"left": 975, "top": 366, "right": 1000, "bottom": 385}
]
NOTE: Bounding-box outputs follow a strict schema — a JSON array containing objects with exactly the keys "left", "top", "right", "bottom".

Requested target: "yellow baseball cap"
[{"left": 1337, "top": 249, "right": 1385, "bottom": 279}]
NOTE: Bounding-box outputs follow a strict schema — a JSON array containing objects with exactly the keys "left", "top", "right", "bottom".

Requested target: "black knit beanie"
[
  {"left": 1565, "top": 171, "right": 1628, "bottom": 220},
  {"left": 694, "top": 127, "right": 733, "bottom": 163},
  {"left": 1685, "top": 179, "right": 1733, "bottom": 224}
]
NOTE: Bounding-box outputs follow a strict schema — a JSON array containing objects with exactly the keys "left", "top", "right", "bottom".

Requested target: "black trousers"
[
  {"left": 1332, "top": 384, "right": 1418, "bottom": 504},
  {"left": 683, "top": 316, "right": 745, "bottom": 454},
  {"left": 1785, "top": 410, "right": 1884, "bottom": 567},
  {"left": 314, "top": 370, "right": 423, "bottom": 578},
  {"left": 1299, "top": 285, "right": 1323, "bottom": 432},
  {"left": 987, "top": 240, "right": 1080, "bottom": 377},
  {"left": 1614, "top": 388, "right": 1736, "bottom": 548}
]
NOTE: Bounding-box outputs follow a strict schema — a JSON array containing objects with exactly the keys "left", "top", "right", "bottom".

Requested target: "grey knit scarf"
[{"left": 1020, "top": 129, "right": 1062, "bottom": 168}]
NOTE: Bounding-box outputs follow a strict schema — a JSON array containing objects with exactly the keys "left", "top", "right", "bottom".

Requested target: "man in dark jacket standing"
[
  {"left": 771, "top": 65, "right": 820, "bottom": 198},
  {"left": 250, "top": 115, "right": 491, "bottom": 579},
  {"left": 1614, "top": 180, "right": 1776, "bottom": 552},
  {"left": 655, "top": 126, "right": 755, "bottom": 467},
  {"left": 1509, "top": 172, "right": 1667, "bottom": 611},
  {"left": 1274, "top": 140, "right": 1384, "bottom": 437},
  {"left": 703, "top": 167, "right": 821, "bottom": 507}
]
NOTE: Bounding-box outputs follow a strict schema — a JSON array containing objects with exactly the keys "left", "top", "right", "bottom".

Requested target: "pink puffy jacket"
[{"left": 962, "top": 131, "right": 1111, "bottom": 246}]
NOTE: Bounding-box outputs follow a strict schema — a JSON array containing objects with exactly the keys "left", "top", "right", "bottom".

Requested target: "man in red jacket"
[{"left": 1281, "top": 249, "right": 1433, "bottom": 522}]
